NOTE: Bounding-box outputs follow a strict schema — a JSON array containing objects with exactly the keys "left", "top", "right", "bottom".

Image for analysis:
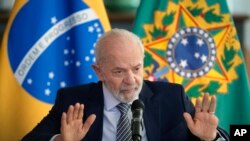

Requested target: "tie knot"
[{"left": 117, "top": 103, "right": 130, "bottom": 115}]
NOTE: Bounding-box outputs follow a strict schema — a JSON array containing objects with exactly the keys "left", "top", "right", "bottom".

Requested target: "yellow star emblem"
[{"left": 142, "top": 0, "right": 243, "bottom": 101}]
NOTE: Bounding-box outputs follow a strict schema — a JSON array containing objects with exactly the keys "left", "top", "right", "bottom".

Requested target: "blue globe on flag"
[{"left": 7, "top": 0, "right": 103, "bottom": 104}]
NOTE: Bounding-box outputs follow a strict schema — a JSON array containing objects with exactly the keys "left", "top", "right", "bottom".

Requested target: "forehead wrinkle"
[{"left": 111, "top": 62, "right": 143, "bottom": 71}]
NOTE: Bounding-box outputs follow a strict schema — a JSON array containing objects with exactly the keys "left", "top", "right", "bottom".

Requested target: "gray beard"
[{"left": 104, "top": 83, "right": 143, "bottom": 103}]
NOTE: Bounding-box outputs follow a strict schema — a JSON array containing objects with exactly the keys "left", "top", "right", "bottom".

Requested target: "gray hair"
[{"left": 95, "top": 28, "right": 144, "bottom": 64}]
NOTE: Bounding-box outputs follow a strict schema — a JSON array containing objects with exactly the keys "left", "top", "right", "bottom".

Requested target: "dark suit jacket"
[{"left": 22, "top": 81, "right": 229, "bottom": 141}]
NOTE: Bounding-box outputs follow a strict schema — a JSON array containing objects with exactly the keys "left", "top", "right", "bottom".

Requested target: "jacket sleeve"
[
  {"left": 214, "top": 127, "right": 230, "bottom": 141},
  {"left": 21, "top": 89, "right": 64, "bottom": 141}
]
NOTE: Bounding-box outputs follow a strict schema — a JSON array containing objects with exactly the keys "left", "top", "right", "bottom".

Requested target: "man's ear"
[{"left": 92, "top": 64, "right": 104, "bottom": 81}]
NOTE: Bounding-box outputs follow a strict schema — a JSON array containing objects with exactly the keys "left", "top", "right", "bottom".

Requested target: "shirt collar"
[{"left": 102, "top": 83, "right": 138, "bottom": 111}]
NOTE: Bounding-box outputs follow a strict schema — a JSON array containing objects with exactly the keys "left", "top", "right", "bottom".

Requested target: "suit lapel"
[{"left": 139, "top": 82, "right": 160, "bottom": 141}]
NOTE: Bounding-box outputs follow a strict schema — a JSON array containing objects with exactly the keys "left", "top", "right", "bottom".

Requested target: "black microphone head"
[{"left": 131, "top": 99, "right": 145, "bottom": 111}]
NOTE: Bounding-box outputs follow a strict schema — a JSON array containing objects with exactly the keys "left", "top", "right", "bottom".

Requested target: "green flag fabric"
[{"left": 133, "top": 0, "right": 250, "bottom": 132}]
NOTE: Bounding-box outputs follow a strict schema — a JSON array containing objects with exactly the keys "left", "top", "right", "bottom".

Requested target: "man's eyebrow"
[
  {"left": 133, "top": 63, "right": 142, "bottom": 68},
  {"left": 111, "top": 67, "right": 126, "bottom": 71},
  {"left": 135, "top": 63, "right": 142, "bottom": 67}
]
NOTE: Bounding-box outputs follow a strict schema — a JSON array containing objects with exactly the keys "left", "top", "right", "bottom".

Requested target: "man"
[{"left": 22, "top": 29, "right": 229, "bottom": 141}]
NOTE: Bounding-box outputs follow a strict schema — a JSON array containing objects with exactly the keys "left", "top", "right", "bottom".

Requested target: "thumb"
[
  {"left": 183, "top": 112, "right": 195, "bottom": 131},
  {"left": 82, "top": 114, "right": 96, "bottom": 133}
]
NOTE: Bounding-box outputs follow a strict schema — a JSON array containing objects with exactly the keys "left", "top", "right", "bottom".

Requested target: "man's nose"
[{"left": 123, "top": 70, "right": 136, "bottom": 84}]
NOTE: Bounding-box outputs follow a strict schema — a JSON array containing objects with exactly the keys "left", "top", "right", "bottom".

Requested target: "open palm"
[
  {"left": 60, "top": 103, "right": 96, "bottom": 141},
  {"left": 184, "top": 93, "right": 218, "bottom": 141}
]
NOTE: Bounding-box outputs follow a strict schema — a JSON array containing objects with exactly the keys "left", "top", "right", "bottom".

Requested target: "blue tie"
[{"left": 116, "top": 103, "right": 132, "bottom": 141}]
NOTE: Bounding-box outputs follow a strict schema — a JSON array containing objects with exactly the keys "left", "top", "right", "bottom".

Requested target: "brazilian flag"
[
  {"left": 133, "top": 0, "right": 250, "bottom": 132},
  {"left": 0, "top": 0, "right": 110, "bottom": 140}
]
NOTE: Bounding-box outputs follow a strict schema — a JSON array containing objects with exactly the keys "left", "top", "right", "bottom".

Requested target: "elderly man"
[{"left": 22, "top": 29, "right": 229, "bottom": 141}]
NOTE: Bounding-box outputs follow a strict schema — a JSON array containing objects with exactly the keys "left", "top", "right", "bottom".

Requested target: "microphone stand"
[
  {"left": 131, "top": 119, "right": 143, "bottom": 141},
  {"left": 131, "top": 100, "right": 145, "bottom": 141}
]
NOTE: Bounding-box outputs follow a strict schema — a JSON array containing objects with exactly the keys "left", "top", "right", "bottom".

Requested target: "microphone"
[{"left": 131, "top": 99, "right": 145, "bottom": 141}]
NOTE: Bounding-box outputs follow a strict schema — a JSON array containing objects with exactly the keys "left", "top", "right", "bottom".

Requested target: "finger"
[
  {"left": 78, "top": 104, "right": 84, "bottom": 119},
  {"left": 195, "top": 98, "right": 202, "bottom": 113},
  {"left": 67, "top": 105, "right": 74, "bottom": 123},
  {"left": 208, "top": 95, "right": 216, "bottom": 113},
  {"left": 61, "top": 112, "right": 67, "bottom": 127},
  {"left": 201, "top": 93, "right": 209, "bottom": 112},
  {"left": 73, "top": 103, "right": 80, "bottom": 119},
  {"left": 82, "top": 114, "right": 96, "bottom": 134},
  {"left": 183, "top": 112, "right": 194, "bottom": 131}
]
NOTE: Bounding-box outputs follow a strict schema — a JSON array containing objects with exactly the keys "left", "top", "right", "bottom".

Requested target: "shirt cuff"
[
  {"left": 214, "top": 129, "right": 228, "bottom": 141},
  {"left": 50, "top": 134, "right": 60, "bottom": 141}
]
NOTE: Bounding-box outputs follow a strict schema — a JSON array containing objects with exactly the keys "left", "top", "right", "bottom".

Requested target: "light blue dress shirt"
[{"left": 102, "top": 84, "right": 148, "bottom": 141}]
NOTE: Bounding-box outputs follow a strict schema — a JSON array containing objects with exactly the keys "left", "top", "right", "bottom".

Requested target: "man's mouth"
[{"left": 120, "top": 88, "right": 135, "bottom": 94}]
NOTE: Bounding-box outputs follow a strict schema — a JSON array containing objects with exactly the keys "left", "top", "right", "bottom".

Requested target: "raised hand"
[
  {"left": 183, "top": 93, "right": 218, "bottom": 141},
  {"left": 59, "top": 103, "right": 96, "bottom": 141}
]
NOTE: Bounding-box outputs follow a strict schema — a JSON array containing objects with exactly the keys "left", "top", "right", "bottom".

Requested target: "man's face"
[{"left": 94, "top": 40, "right": 144, "bottom": 103}]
